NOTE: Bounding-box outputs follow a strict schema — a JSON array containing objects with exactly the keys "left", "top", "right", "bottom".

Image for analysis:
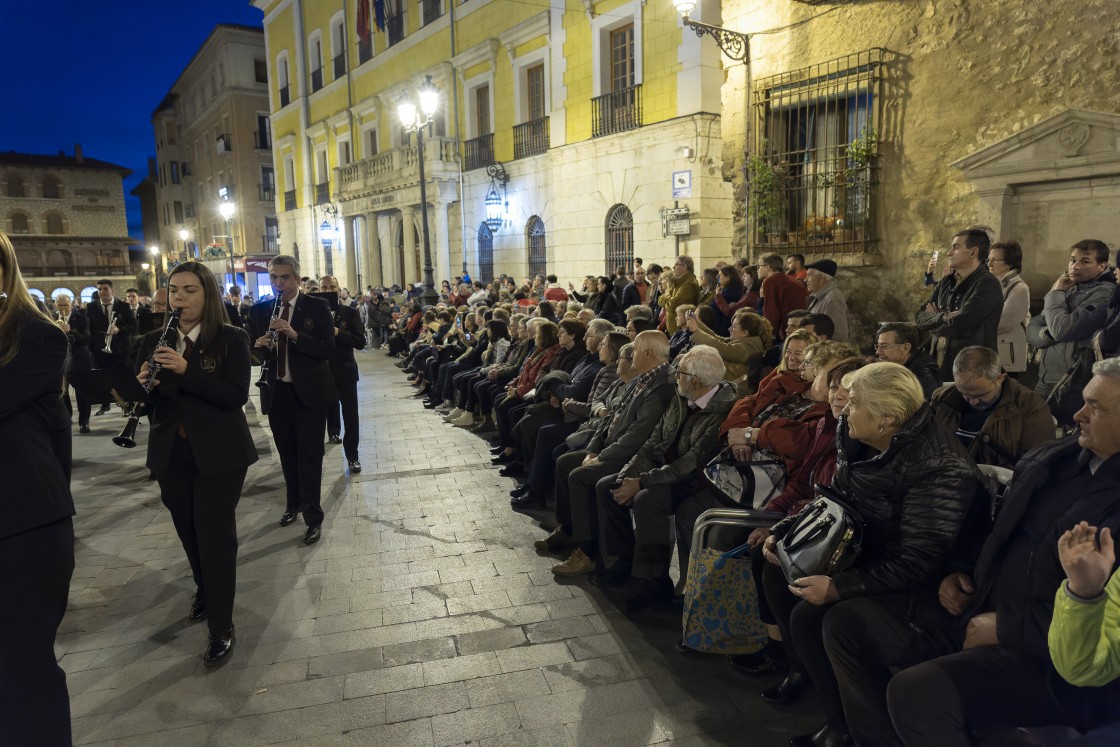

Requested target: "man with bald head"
[
  {"left": 320, "top": 275, "right": 367, "bottom": 473},
  {"left": 545, "top": 330, "right": 677, "bottom": 576},
  {"left": 55, "top": 294, "right": 94, "bottom": 432}
]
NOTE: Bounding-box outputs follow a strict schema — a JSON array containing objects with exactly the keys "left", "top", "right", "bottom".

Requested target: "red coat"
[
  {"left": 543, "top": 286, "right": 569, "bottom": 302},
  {"left": 514, "top": 344, "right": 559, "bottom": 397},
  {"left": 764, "top": 412, "right": 838, "bottom": 517},
  {"left": 719, "top": 368, "right": 811, "bottom": 440},
  {"left": 761, "top": 273, "right": 809, "bottom": 332}
]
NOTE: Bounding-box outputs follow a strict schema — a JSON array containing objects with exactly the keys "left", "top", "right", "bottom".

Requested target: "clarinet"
[
  {"left": 113, "top": 308, "right": 182, "bottom": 448},
  {"left": 255, "top": 294, "right": 285, "bottom": 389}
]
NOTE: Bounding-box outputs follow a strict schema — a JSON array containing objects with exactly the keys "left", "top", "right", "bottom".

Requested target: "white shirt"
[
  {"left": 279, "top": 291, "right": 299, "bottom": 383},
  {"left": 176, "top": 325, "right": 201, "bottom": 357}
]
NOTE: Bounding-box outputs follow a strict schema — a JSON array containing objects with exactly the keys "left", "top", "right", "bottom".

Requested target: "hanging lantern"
[{"left": 485, "top": 186, "right": 504, "bottom": 232}]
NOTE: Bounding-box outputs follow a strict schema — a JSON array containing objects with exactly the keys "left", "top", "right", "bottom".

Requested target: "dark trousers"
[
  {"left": 62, "top": 383, "right": 92, "bottom": 425},
  {"left": 515, "top": 403, "right": 563, "bottom": 465},
  {"left": 554, "top": 449, "right": 619, "bottom": 556},
  {"left": 0, "top": 517, "right": 74, "bottom": 747},
  {"left": 269, "top": 382, "right": 327, "bottom": 527},
  {"left": 455, "top": 370, "right": 483, "bottom": 409},
  {"left": 160, "top": 436, "right": 246, "bottom": 631},
  {"left": 327, "top": 376, "right": 360, "bottom": 462},
  {"left": 495, "top": 396, "right": 529, "bottom": 448},
  {"left": 598, "top": 476, "right": 694, "bottom": 579},
  {"left": 478, "top": 380, "right": 505, "bottom": 415},
  {"left": 526, "top": 423, "right": 578, "bottom": 497},
  {"left": 762, "top": 561, "right": 846, "bottom": 732},
  {"left": 436, "top": 361, "right": 471, "bottom": 402}
]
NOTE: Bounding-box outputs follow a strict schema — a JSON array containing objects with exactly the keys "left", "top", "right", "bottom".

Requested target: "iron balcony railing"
[
  {"left": 358, "top": 36, "right": 373, "bottom": 64},
  {"left": 591, "top": 84, "right": 642, "bottom": 138},
  {"left": 333, "top": 53, "right": 346, "bottom": 81},
  {"left": 279, "top": 85, "right": 290, "bottom": 107},
  {"left": 255, "top": 131, "right": 271, "bottom": 150},
  {"left": 284, "top": 190, "right": 297, "bottom": 211},
  {"left": 462, "top": 133, "right": 494, "bottom": 171},
  {"left": 260, "top": 184, "right": 275, "bottom": 202},
  {"left": 262, "top": 235, "right": 279, "bottom": 254},
  {"left": 422, "top": 0, "right": 441, "bottom": 25},
  {"left": 387, "top": 14, "right": 404, "bottom": 47},
  {"left": 310, "top": 68, "right": 323, "bottom": 93},
  {"left": 513, "top": 117, "right": 549, "bottom": 159},
  {"left": 315, "top": 182, "right": 330, "bottom": 204}
]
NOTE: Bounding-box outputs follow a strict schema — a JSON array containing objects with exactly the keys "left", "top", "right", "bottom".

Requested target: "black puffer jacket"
[{"left": 828, "top": 404, "right": 984, "bottom": 599}]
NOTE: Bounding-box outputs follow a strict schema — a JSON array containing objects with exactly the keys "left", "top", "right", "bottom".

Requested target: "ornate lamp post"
[
  {"left": 672, "top": 0, "right": 749, "bottom": 61},
  {"left": 148, "top": 245, "right": 162, "bottom": 290},
  {"left": 219, "top": 201, "right": 236, "bottom": 289},
  {"left": 178, "top": 227, "right": 190, "bottom": 261},
  {"left": 398, "top": 74, "right": 441, "bottom": 307}
]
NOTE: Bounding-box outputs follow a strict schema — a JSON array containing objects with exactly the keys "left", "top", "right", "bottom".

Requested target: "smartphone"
[
  {"left": 686, "top": 311, "right": 695, "bottom": 318},
  {"left": 931, "top": 250, "right": 940, "bottom": 263}
]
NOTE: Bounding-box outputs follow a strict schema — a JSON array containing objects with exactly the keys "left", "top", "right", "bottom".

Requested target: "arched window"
[
  {"left": 526, "top": 216, "right": 547, "bottom": 279},
  {"left": 27, "top": 288, "right": 45, "bottom": 302},
  {"left": 45, "top": 212, "right": 65, "bottom": 235},
  {"left": 604, "top": 204, "right": 633, "bottom": 273},
  {"left": 477, "top": 223, "right": 494, "bottom": 282},
  {"left": 79, "top": 286, "right": 99, "bottom": 303},
  {"left": 5, "top": 172, "right": 26, "bottom": 198},
  {"left": 9, "top": 211, "right": 29, "bottom": 234},
  {"left": 51, "top": 287, "right": 73, "bottom": 301},
  {"left": 42, "top": 174, "right": 63, "bottom": 199}
]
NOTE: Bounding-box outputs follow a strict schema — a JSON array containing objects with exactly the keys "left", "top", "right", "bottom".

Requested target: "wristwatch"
[{"left": 744, "top": 427, "right": 755, "bottom": 444}]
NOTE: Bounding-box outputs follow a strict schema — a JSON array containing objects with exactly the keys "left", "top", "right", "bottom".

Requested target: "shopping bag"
[{"left": 680, "top": 542, "right": 768, "bottom": 655}]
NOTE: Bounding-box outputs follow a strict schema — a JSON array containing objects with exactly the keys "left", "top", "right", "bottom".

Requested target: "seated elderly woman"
[
  {"left": 439, "top": 315, "right": 514, "bottom": 419},
  {"left": 758, "top": 362, "right": 983, "bottom": 747},
  {"left": 684, "top": 308, "right": 773, "bottom": 391},
  {"left": 458, "top": 316, "right": 543, "bottom": 431}
]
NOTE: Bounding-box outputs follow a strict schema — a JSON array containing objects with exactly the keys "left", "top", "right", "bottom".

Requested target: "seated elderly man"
[
  {"left": 543, "top": 331, "right": 676, "bottom": 576},
  {"left": 875, "top": 321, "right": 942, "bottom": 399},
  {"left": 931, "top": 346, "right": 1055, "bottom": 469},
  {"left": 822, "top": 357, "right": 1120, "bottom": 747},
  {"left": 594, "top": 345, "right": 739, "bottom": 610}
]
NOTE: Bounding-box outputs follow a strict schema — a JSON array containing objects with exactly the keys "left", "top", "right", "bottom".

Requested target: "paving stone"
[
  {"left": 421, "top": 650, "right": 502, "bottom": 685},
  {"left": 495, "top": 642, "right": 574, "bottom": 673},
  {"left": 383, "top": 681, "right": 470, "bottom": 722},
  {"left": 343, "top": 663, "right": 425, "bottom": 699},
  {"left": 466, "top": 669, "right": 553, "bottom": 709},
  {"left": 431, "top": 701, "right": 522, "bottom": 746}
]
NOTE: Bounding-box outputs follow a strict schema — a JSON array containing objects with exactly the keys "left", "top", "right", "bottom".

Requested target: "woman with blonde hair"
[
  {"left": 0, "top": 230, "right": 75, "bottom": 743},
  {"left": 758, "top": 361, "right": 985, "bottom": 746}
]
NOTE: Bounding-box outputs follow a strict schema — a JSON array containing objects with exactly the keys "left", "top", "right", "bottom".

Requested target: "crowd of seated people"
[{"left": 386, "top": 234, "right": 1120, "bottom": 746}]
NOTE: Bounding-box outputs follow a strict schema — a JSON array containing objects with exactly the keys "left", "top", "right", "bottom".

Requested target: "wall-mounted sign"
[
  {"left": 668, "top": 219, "right": 691, "bottom": 236},
  {"left": 672, "top": 170, "right": 692, "bottom": 199}
]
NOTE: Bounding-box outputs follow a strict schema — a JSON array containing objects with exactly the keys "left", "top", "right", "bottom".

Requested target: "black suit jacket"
[
  {"left": 249, "top": 294, "right": 337, "bottom": 413},
  {"left": 61, "top": 309, "right": 93, "bottom": 373},
  {"left": 225, "top": 302, "right": 244, "bottom": 328},
  {"left": 329, "top": 304, "right": 366, "bottom": 384},
  {"left": 138, "top": 324, "right": 259, "bottom": 479},
  {"left": 1, "top": 315, "right": 75, "bottom": 539},
  {"left": 87, "top": 297, "right": 137, "bottom": 360}
]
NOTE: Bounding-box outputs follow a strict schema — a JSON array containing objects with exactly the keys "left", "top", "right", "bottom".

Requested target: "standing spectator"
[
  {"left": 621, "top": 265, "right": 651, "bottom": 310},
  {"left": 660, "top": 256, "right": 700, "bottom": 334},
  {"left": 697, "top": 267, "right": 720, "bottom": 307},
  {"left": 711, "top": 265, "right": 748, "bottom": 336},
  {"left": 987, "top": 240, "right": 1032, "bottom": 375},
  {"left": 646, "top": 263, "right": 665, "bottom": 322},
  {"left": 804, "top": 259, "right": 849, "bottom": 342},
  {"left": 1099, "top": 274, "right": 1120, "bottom": 358},
  {"left": 786, "top": 253, "right": 808, "bottom": 285},
  {"left": 875, "top": 322, "right": 942, "bottom": 399},
  {"left": 543, "top": 275, "right": 569, "bottom": 302},
  {"left": 915, "top": 228, "right": 1004, "bottom": 381},
  {"left": 757, "top": 253, "right": 809, "bottom": 334},
  {"left": 1027, "top": 239, "right": 1116, "bottom": 426}
]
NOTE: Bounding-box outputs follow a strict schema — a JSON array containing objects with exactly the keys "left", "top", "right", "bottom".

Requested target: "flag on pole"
[
  {"left": 374, "top": 0, "right": 386, "bottom": 32},
  {"left": 357, "top": 0, "right": 371, "bottom": 39}
]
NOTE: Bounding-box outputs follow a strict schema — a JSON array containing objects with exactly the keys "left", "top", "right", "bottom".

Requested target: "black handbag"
[{"left": 776, "top": 483, "right": 863, "bottom": 584}]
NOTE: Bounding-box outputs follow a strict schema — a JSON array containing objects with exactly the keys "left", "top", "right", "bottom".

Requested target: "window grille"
[
  {"left": 750, "top": 48, "right": 884, "bottom": 255},
  {"left": 527, "top": 216, "right": 547, "bottom": 278},
  {"left": 604, "top": 204, "right": 633, "bottom": 273},
  {"left": 477, "top": 224, "right": 494, "bottom": 282}
]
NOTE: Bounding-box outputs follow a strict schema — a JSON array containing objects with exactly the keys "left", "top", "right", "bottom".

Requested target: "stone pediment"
[{"left": 952, "top": 109, "right": 1120, "bottom": 188}]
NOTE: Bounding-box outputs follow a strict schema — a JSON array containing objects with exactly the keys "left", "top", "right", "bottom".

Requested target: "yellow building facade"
[{"left": 253, "top": 0, "right": 735, "bottom": 292}]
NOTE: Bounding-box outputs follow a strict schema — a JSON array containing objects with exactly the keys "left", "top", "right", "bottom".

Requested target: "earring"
[{"left": 877, "top": 423, "right": 885, "bottom": 434}]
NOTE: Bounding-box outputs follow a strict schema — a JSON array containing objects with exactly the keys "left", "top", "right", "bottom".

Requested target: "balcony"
[
  {"left": 513, "top": 117, "right": 550, "bottom": 160},
  {"left": 337, "top": 137, "right": 461, "bottom": 200},
  {"left": 333, "top": 53, "right": 346, "bottom": 81},
  {"left": 262, "top": 235, "right": 279, "bottom": 254},
  {"left": 310, "top": 68, "right": 323, "bottom": 93},
  {"left": 315, "top": 182, "right": 330, "bottom": 204},
  {"left": 422, "top": 0, "right": 441, "bottom": 25},
  {"left": 358, "top": 36, "right": 373, "bottom": 64},
  {"left": 185, "top": 204, "right": 196, "bottom": 218},
  {"left": 284, "top": 189, "right": 297, "bottom": 211},
  {"left": 255, "top": 131, "right": 271, "bottom": 150},
  {"left": 591, "top": 84, "right": 642, "bottom": 138},
  {"left": 463, "top": 133, "right": 494, "bottom": 171},
  {"left": 260, "top": 184, "right": 275, "bottom": 202},
  {"left": 279, "top": 85, "right": 290, "bottom": 107},
  {"left": 215, "top": 135, "right": 232, "bottom": 155},
  {"left": 387, "top": 14, "right": 404, "bottom": 47}
]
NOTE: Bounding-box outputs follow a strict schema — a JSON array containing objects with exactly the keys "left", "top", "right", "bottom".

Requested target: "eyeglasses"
[
  {"left": 669, "top": 365, "right": 698, "bottom": 379},
  {"left": 874, "top": 343, "right": 903, "bottom": 351},
  {"left": 986, "top": 257, "right": 1006, "bottom": 265}
]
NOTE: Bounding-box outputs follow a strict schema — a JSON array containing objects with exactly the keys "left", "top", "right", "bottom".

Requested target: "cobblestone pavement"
[{"left": 61, "top": 348, "right": 820, "bottom": 746}]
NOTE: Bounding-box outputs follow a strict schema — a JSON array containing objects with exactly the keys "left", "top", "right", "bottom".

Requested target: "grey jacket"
[
  {"left": 620, "top": 381, "right": 739, "bottom": 487},
  {"left": 1025, "top": 270, "right": 1116, "bottom": 384},
  {"left": 806, "top": 280, "right": 849, "bottom": 342},
  {"left": 586, "top": 366, "right": 675, "bottom": 465}
]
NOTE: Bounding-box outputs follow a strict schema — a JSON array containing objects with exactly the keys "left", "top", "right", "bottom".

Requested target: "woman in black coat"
[
  {"left": 759, "top": 361, "right": 985, "bottom": 747},
  {"left": 0, "top": 230, "right": 75, "bottom": 746},
  {"left": 137, "top": 261, "right": 258, "bottom": 666},
  {"left": 594, "top": 276, "right": 624, "bottom": 325}
]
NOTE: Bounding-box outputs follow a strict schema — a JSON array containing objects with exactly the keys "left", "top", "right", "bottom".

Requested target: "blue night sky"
[{"left": 0, "top": 1, "right": 264, "bottom": 244}]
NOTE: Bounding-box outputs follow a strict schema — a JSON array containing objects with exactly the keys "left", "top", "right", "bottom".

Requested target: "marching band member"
[
  {"left": 0, "top": 230, "right": 75, "bottom": 744},
  {"left": 250, "top": 255, "right": 336, "bottom": 544},
  {"left": 54, "top": 293, "right": 94, "bottom": 432},
  {"left": 87, "top": 277, "right": 136, "bottom": 415},
  {"left": 320, "top": 275, "right": 366, "bottom": 473},
  {"left": 136, "top": 261, "right": 257, "bottom": 666}
]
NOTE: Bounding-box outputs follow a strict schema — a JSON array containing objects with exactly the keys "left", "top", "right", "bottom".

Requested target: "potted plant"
[
  {"left": 844, "top": 127, "right": 877, "bottom": 240},
  {"left": 746, "top": 146, "right": 786, "bottom": 245}
]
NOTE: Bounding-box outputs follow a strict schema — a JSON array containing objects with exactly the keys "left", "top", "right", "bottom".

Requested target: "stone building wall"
[{"left": 719, "top": 0, "right": 1120, "bottom": 345}]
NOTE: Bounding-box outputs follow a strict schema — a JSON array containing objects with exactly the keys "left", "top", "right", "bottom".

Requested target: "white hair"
[
  {"left": 681, "top": 345, "right": 726, "bottom": 387},
  {"left": 1093, "top": 357, "right": 1120, "bottom": 380},
  {"left": 586, "top": 318, "right": 614, "bottom": 338}
]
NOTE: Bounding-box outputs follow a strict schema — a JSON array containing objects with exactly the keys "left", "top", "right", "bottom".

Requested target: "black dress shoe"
[
  {"left": 303, "top": 526, "right": 322, "bottom": 544},
  {"left": 348, "top": 460, "right": 362, "bottom": 474},
  {"left": 490, "top": 446, "right": 505, "bottom": 455},
  {"left": 94, "top": 404, "right": 111, "bottom": 416},
  {"left": 510, "top": 491, "right": 543, "bottom": 508},
  {"left": 761, "top": 671, "right": 806, "bottom": 705},
  {"left": 188, "top": 594, "right": 207, "bottom": 622},
  {"left": 731, "top": 646, "right": 788, "bottom": 676},
  {"left": 328, "top": 434, "right": 343, "bottom": 444},
  {"left": 203, "top": 626, "right": 235, "bottom": 667},
  {"left": 673, "top": 639, "right": 698, "bottom": 656},
  {"left": 491, "top": 452, "right": 514, "bottom": 465},
  {"left": 789, "top": 724, "right": 851, "bottom": 747},
  {"left": 510, "top": 483, "right": 530, "bottom": 498},
  {"left": 279, "top": 511, "right": 299, "bottom": 527},
  {"left": 79, "top": 424, "right": 91, "bottom": 433},
  {"left": 625, "top": 577, "right": 674, "bottom": 611},
  {"left": 498, "top": 462, "right": 524, "bottom": 477},
  {"left": 423, "top": 400, "right": 438, "bottom": 409}
]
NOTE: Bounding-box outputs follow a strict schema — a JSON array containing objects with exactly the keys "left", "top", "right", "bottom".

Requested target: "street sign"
[
  {"left": 668, "top": 219, "right": 691, "bottom": 236},
  {"left": 672, "top": 170, "right": 692, "bottom": 199}
]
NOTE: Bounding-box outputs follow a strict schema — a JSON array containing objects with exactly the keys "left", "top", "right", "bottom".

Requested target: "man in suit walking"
[
  {"left": 54, "top": 294, "right": 94, "bottom": 432},
  {"left": 86, "top": 279, "right": 137, "bottom": 415},
  {"left": 320, "top": 275, "right": 366, "bottom": 474},
  {"left": 250, "top": 256, "right": 336, "bottom": 544}
]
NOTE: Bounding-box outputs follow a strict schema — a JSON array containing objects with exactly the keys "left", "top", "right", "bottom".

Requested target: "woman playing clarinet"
[{"left": 137, "top": 261, "right": 257, "bottom": 666}]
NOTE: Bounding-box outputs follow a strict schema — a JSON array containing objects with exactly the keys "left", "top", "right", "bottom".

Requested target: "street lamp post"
[
  {"left": 672, "top": 0, "right": 749, "bottom": 61},
  {"left": 178, "top": 227, "right": 190, "bottom": 261},
  {"left": 219, "top": 201, "right": 236, "bottom": 290},
  {"left": 148, "top": 245, "right": 162, "bottom": 290},
  {"left": 398, "top": 74, "right": 440, "bottom": 307}
]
